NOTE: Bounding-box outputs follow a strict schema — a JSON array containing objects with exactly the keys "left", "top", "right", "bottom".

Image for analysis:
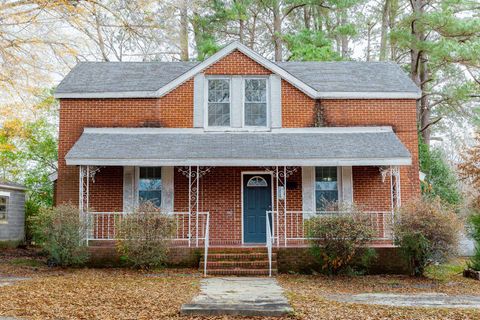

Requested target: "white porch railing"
[
  {"left": 266, "top": 210, "right": 394, "bottom": 246},
  {"left": 84, "top": 211, "right": 210, "bottom": 246}
]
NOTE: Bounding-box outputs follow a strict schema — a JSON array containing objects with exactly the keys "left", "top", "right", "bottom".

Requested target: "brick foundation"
[{"left": 87, "top": 245, "right": 409, "bottom": 274}]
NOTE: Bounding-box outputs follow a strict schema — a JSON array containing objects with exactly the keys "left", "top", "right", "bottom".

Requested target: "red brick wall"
[
  {"left": 173, "top": 167, "right": 302, "bottom": 245},
  {"left": 56, "top": 49, "right": 420, "bottom": 244},
  {"left": 57, "top": 81, "right": 193, "bottom": 206},
  {"left": 281, "top": 82, "right": 420, "bottom": 210}
]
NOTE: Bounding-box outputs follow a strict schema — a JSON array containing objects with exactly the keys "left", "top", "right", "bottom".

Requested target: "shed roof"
[
  {"left": 0, "top": 180, "right": 26, "bottom": 191},
  {"left": 65, "top": 127, "right": 411, "bottom": 167}
]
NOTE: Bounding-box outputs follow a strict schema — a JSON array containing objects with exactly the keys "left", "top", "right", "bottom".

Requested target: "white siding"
[
  {"left": 193, "top": 74, "right": 205, "bottom": 128},
  {"left": 231, "top": 76, "right": 243, "bottom": 128},
  {"left": 270, "top": 74, "right": 282, "bottom": 128}
]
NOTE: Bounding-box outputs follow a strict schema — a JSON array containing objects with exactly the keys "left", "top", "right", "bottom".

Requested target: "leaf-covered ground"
[{"left": 0, "top": 253, "right": 479, "bottom": 319}]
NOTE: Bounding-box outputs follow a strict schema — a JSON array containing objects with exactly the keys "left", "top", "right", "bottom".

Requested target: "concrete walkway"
[
  {"left": 0, "top": 277, "right": 30, "bottom": 288},
  {"left": 181, "top": 277, "right": 293, "bottom": 317},
  {"left": 327, "top": 293, "right": 480, "bottom": 309}
]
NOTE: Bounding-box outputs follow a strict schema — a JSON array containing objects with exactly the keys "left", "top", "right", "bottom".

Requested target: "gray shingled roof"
[
  {"left": 65, "top": 129, "right": 411, "bottom": 166},
  {"left": 56, "top": 61, "right": 198, "bottom": 94},
  {"left": 275, "top": 61, "right": 419, "bottom": 93},
  {"left": 55, "top": 60, "right": 419, "bottom": 95},
  {"left": 0, "top": 180, "right": 26, "bottom": 191}
]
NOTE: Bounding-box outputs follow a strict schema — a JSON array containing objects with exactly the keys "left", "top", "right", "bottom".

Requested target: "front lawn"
[
  {"left": 279, "top": 259, "right": 480, "bottom": 320},
  {"left": 0, "top": 253, "right": 479, "bottom": 320}
]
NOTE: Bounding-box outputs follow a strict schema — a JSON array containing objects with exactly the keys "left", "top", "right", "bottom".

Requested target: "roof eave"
[
  {"left": 54, "top": 90, "right": 421, "bottom": 100},
  {"left": 65, "top": 157, "right": 412, "bottom": 167}
]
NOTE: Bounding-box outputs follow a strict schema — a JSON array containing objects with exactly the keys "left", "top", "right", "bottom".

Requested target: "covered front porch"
[{"left": 67, "top": 127, "right": 411, "bottom": 251}]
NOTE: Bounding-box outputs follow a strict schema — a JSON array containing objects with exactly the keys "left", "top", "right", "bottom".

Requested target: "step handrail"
[
  {"left": 203, "top": 212, "right": 210, "bottom": 277},
  {"left": 266, "top": 210, "right": 273, "bottom": 277}
]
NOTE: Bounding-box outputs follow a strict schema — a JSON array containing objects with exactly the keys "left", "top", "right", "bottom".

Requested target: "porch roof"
[{"left": 65, "top": 127, "right": 412, "bottom": 166}]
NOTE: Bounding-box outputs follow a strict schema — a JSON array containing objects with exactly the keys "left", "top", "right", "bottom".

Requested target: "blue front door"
[{"left": 243, "top": 174, "right": 272, "bottom": 243}]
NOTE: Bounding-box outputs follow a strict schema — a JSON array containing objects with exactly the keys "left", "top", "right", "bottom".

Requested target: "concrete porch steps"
[{"left": 201, "top": 248, "right": 277, "bottom": 276}]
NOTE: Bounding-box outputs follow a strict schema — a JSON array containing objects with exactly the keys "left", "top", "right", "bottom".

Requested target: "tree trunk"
[
  {"left": 179, "top": 1, "right": 189, "bottom": 61},
  {"left": 248, "top": 13, "right": 257, "bottom": 49},
  {"left": 389, "top": 0, "right": 399, "bottom": 60},
  {"left": 339, "top": 12, "right": 348, "bottom": 58},
  {"left": 304, "top": 6, "right": 311, "bottom": 29},
  {"left": 409, "top": 0, "right": 430, "bottom": 145},
  {"left": 273, "top": 0, "right": 282, "bottom": 61},
  {"left": 379, "top": 0, "right": 390, "bottom": 61},
  {"left": 366, "top": 22, "right": 374, "bottom": 61},
  {"left": 92, "top": 4, "right": 109, "bottom": 61}
]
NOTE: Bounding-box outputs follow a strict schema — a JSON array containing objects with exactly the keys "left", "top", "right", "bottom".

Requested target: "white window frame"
[
  {"left": 313, "top": 166, "right": 342, "bottom": 212},
  {"left": 204, "top": 77, "right": 232, "bottom": 129},
  {"left": 0, "top": 191, "right": 10, "bottom": 224},
  {"left": 242, "top": 77, "right": 270, "bottom": 129},
  {"left": 135, "top": 167, "right": 162, "bottom": 209},
  {"left": 204, "top": 75, "right": 270, "bottom": 130}
]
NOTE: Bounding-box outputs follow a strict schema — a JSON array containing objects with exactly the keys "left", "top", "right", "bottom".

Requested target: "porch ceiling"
[{"left": 65, "top": 127, "right": 412, "bottom": 167}]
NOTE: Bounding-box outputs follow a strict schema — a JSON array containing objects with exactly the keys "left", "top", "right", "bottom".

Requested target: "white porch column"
[
  {"left": 301, "top": 167, "right": 315, "bottom": 212},
  {"left": 123, "top": 166, "right": 135, "bottom": 213},
  {"left": 341, "top": 166, "right": 353, "bottom": 204},
  {"left": 161, "top": 166, "right": 174, "bottom": 213}
]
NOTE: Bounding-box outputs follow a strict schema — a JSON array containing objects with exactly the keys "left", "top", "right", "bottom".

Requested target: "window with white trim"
[
  {"left": 207, "top": 79, "right": 231, "bottom": 126},
  {"left": 0, "top": 195, "right": 8, "bottom": 223},
  {"left": 138, "top": 167, "right": 162, "bottom": 207},
  {"left": 315, "top": 167, "right": 338, "bottom": 211},
  {"left": 244, "top": 78, "right": 267, "bottom": 127}
]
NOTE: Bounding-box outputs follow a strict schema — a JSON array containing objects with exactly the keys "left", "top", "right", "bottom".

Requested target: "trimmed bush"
[
  {"left": 116, "top": 203, "right": 175, "bottom": 270},
  {"left": 29, "top": 204, "right": 89, "bottom": 267},
  {"left": 308, "top": 206, "right": 376, "bottom": 275},
  {"left": 394, "top": 198, "right": 462, "bottom": 276}
]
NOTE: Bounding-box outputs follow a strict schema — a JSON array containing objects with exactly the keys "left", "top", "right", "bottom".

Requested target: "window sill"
[
  {"left": 204, "top": 127, "right": 271, "bottom": 132},
  {"left": 0, "top": 221, "right": 8, "bottom": 225}
]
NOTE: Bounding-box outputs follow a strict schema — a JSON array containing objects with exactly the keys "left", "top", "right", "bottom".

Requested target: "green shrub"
[
  {"left": 308, "top": 207, "right": 376, "bottom": 275},
  {"left": 467, "top": 212, "right": 480, "bottom": 271},
  {"left": 394, "top": 198, "right": 462, "bottom": 276},
  {"left": 116, "top": 203, "right": 175, "bottom": 270},
  {"left": 29, "top": 204, "right": 89, "bottom": 267}
]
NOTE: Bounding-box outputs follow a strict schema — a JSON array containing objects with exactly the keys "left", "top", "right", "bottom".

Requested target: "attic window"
[{"left": 207, "top": 79, "right": 231, "bottom": 126}]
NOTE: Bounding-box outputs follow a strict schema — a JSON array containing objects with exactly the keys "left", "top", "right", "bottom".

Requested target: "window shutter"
[
  {"left": 270, "top": 74, "right": 282, "bottom": 128},
  {"left": 341, "top": 166, "right": 353, "bottom": 204},
  {"left": 302, "top": 166, "right": 315, "bottom": 212},
  {"left": 161, "top": 166, "right": 174, "bottom": 213},
  {"left": 193, "top": 74, "right": 205, "bottom": 128},
  {"left": 230, "top": 76, "right": 243, "bottom": 128},
  {"left": 123, "top": 166, "right": 135, "bottom": 213}
]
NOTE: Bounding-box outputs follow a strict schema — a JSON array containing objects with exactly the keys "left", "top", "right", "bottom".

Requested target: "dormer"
[{"left": 193, "top": 73, "right": 282, "bottom": 130}]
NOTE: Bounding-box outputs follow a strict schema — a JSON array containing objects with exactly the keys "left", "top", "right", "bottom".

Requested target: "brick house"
[{"left": 54, "top": 42, "right": 421, "bottom": 274}]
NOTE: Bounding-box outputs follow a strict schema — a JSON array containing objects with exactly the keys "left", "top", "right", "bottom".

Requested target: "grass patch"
[
  {"left": 425, "top": 258, "right": 466, "bottom": 281},
  {"left": 0, "top": 240, "right": 22, "bottom": 249},
  {"left": 9, "top": 258, "right": 44, "bottom": 268}
]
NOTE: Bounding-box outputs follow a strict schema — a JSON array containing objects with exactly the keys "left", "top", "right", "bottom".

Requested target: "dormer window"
[
  {"left": 244, "top": 78, "right": 267, "bottom": 127},
  {"left": 204, "top": 76, "right": 270, "bottom": 130},
  {"left": 207, "top": 79, "right": 231, "bottom": 126}
]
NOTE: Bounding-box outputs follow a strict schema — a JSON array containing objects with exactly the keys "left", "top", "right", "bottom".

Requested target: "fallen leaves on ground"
[
  {"left": 278, "top": 273, "right": 480, "bottom": 320},
  {"left": 0, "top": 268, "right": 200, "bottom": 320},
  {"left": 1, "top": 255, "right": 480, "bottom": 319}
]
